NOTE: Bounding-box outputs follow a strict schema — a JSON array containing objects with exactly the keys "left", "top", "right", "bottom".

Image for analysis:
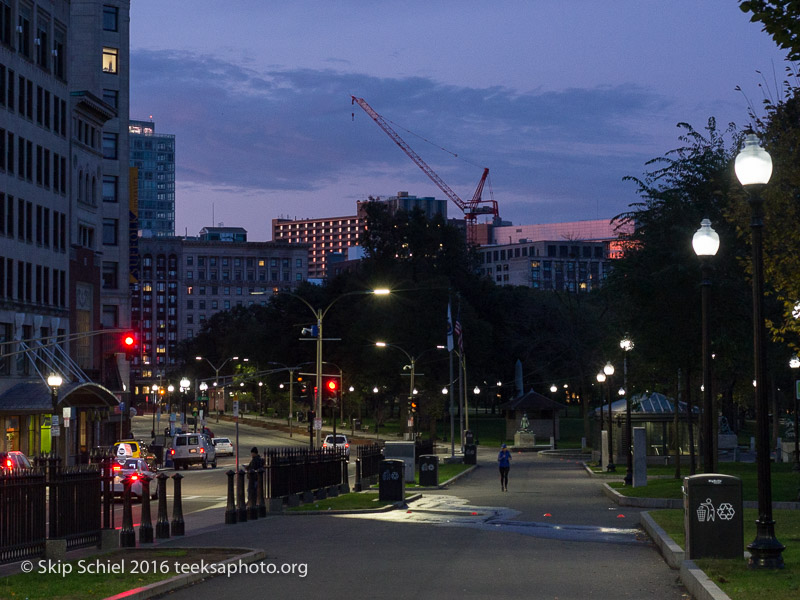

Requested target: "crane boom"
[{"left": 351, "top": 96, "right": 499, "bottom": 238}]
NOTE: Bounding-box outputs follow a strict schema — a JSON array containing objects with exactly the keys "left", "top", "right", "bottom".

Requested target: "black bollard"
[
  {"left": 225, "top": 469, "right": 237, "bottom": 524},
  {"left": 341, "top": 458, "right": 350, "bottom": 493},
  {"left": 247, "top": 468, "right": 258, "bottom": 520},
  {"left": 354, "top": 458, "right": 362, "bottom": 492},
  {"left": 236, "top": 468, "right": 247, "bottom": 522},
  {"left": 139, "top": 475, "right": 154, "bottom": 543},
  {"left": 257, "top": 466, "right": 267, "bottom": 517},
  {"left": 171, "top": 473, "right": 185, "bottom": 536},
  {"left": 120, "top": 475, "right": 136, "bottom": 547},
  {"left": 155, "top": 473, "right": 170, "bottom": 539},
  {"left": 102, "top": 457, "right": 114, "bottom": 530}
]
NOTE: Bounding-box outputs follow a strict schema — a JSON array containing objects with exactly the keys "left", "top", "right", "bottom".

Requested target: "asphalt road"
[{"left": 151, "top": 448, "right": 689, "bottom": 600}]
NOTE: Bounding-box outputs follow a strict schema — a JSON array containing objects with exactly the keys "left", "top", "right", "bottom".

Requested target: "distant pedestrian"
[{"left": 498, "top": 443, "right": 511, "bottom": 491}]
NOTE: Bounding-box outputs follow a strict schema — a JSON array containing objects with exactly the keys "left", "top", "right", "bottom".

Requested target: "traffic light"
[
  {"left": 121, "top": 332, "right": 137, "bottom": 360},
  {"left": 410, "top": 400, "right": 417, "bottom": 414},
  {"left": 325, "top": 378, "right": 338, "bottom": 399}
]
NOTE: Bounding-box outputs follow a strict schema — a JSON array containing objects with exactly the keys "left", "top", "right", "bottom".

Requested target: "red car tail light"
[
  {"left": 112, "top": 465, "right": 122, "bottom": 472},
  {"left": 170, "top": 449, "right": 175, "bottom": 455}
]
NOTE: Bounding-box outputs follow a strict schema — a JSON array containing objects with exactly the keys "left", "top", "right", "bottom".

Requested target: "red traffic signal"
[
  {"left": 326, "top": 379, "right": 338, "bottom": 392},
  {"left": 121, "top": 332, "right": 137, "bottom": 359}
]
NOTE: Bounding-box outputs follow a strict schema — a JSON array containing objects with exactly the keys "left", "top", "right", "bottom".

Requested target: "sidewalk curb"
[
  {"left": 279, "top": 493, "right": 424, "bottom": 515},
  {"left": 102, "top": 547, "right": 266, "bottom": 600}
]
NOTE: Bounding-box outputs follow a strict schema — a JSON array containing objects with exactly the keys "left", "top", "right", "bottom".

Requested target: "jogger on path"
[{"left": 498, "top": 443, "right": 511, "bottom": 491}]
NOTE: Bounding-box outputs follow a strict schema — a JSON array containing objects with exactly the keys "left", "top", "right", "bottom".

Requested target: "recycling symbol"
[{"left": 716, "top": 502, "right": 736, "bottom": 521}]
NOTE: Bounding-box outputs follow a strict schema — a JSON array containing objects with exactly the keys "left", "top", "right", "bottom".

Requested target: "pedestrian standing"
[
  {"left": 498, "top": 443, "right": 511, "bottom": 491},
  {"left": 247, "top": 446, "right": 263, "bottom": 500}
]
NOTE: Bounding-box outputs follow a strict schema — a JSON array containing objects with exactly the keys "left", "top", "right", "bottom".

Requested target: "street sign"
[
  {"left": 314, "top": 418, "right": 322, "bottom": 431},
  {"left": 796, "top": 380, "right": 800, "bottom": 400},
  {"left": 51, "top": 425, "right": 60, "bottom": 437},
  {"left": 51, "top": 415, "right": 59, "bottom": 427},
  {"left": 233, "top": 400, "right": 239, "bottom": 418}
]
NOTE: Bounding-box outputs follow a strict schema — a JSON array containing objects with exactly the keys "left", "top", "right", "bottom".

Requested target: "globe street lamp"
[
  {"left": 47, "top": 373, "right": 62, "bottom": 459},
  {"left": 789, "top": 356, "right": 800, "bottom": 474},
  {"left": 603, "top": 362, "right": 615, "bottom": 471},
  {"left": 179, "top": 377, "right": 190, "bottom": 432},
  {"left": 619, "top": 336, "right": 635, "bottom": 485},
  {"left": 596, "top": 372, "right": 606, "bottom": 468},
  {"left": 693, "top": 218, "right": 720, "bottom": 474},
  {"left": 735, "top": 132, "right": 784, "bottom": 569}
]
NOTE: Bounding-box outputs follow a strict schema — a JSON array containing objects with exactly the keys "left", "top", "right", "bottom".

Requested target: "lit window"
[{"left": 102, "top": 47, "right": 118, "bottom": 73}]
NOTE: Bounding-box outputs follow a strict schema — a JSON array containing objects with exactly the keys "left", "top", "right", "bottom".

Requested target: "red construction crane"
[{"left": 351, "top": 96, "right": 499, "bottom": 245}]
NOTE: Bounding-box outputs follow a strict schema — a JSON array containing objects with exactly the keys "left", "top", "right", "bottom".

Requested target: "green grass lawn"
[
  {"left": 0, "top": 549, "right": 208, "bottom": 600},
  {"left": 607, "top": 462, "right": 800, "bottom": 503},
  {"left": 369, "top": 462, "right": 472, "bottom": 488},
  {"left": 649, "top": 508, "right": 800, "bottom": 600}
]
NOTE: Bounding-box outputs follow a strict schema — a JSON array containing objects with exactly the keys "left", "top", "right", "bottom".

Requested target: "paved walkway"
[{"left": 143, "top": 447, "right": 689, "bottom": 600}]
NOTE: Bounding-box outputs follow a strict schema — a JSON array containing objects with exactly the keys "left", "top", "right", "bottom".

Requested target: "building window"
[
  {"left": 102, "top": 133, "right": 117, "bottom": 159},
  {"left": 102, "top": 5, "right": 118, "bottom": 31},
  {"left": 102, "top": 47, "right": 118, "bottom": 73},
  {"left": 102, "top": 261, "right": 118, "bottom": 289},
  {"left": 102, "top": 175, "right": 117, "bottom": 202},
  {"left": 102, "top": 88, "right": 117, "bottom": 108},
  {"left": 102, "top": 218, "right": 117, "bottom": 245}
]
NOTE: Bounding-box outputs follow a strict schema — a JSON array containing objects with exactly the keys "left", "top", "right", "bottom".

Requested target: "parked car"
[
  {"left": 107, "top": 458, "right": 158, "bottom": 500},
  {"left": 169, "top": 433, "right": 217, "bottom": 470},
  {"left": 211, "top": 437, "right": 234, "bottom": 456},
  {"left": 112, "top": 440, "right": 158, "bottom": 470},
  {"left": 322, "top": 434, "right": 350, "bottom": 458},
  {"left": 0, "top": 450, "right": 32, "bottom": 471}
]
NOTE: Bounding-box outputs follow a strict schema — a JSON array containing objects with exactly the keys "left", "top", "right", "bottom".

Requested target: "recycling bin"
[
  {"left": 683, "top": 474, "right": 743, "bottom": 559},
  {"left": 379, "top": 459, "right": 405, "bottom": 502},
  {"left": 464, "top": 444, "right": 477, "bottom": 465},
  {"left": 418, "top": 455, "right": 439, "bottom": 487},
  {"left": 465, "top": 430, "right": 474, "bottom": 445}
]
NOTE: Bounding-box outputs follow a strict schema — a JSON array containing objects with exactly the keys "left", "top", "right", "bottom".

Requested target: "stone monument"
[{"left": 513, "top": 412, "right": 536, "bottom": 448}]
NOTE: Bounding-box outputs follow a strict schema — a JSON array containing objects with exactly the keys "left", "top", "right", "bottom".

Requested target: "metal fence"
[
  {"left": 356, "top": 443, "right": 383, "bottom": 480},
  {"left": 264, "top": 447, "right": 345, "bottom": 498},
  {"left": 0, "top": 469, "right": 46, "bottom": 564},
  {"left": 1, "top": 454, "right": 113, "bottom": 564}
]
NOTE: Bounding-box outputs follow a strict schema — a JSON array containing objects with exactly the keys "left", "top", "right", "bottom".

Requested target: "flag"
[
  {"left": 446, "top": 302, "right": 454, "bottom": 352},
  {"left": 455, "top": 308, "right": 463, "bottom": 354}
]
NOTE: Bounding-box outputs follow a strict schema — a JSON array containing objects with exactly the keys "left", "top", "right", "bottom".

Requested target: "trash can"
[
  {"left": 418, "top": 455, "right": 439, "bottom": 487},
  {"left": 379, "top": 459, "right": 405, "bottom": 502},
  {"left": 465, "top": 430, "right": 474, "bottom": 445},
  {"left": 464, "top": 444, "right": 477, "bottom": 465},
  {"left": 683, "top": 474, "right": 743, "bottom": 559}
]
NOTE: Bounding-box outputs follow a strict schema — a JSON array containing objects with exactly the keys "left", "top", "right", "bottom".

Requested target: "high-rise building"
[
  {"left": 129, "top": 119, "right": 175, "bottom": 237},
  {"left": 0, "top": 0, "right": 132, "bottom": 460}
]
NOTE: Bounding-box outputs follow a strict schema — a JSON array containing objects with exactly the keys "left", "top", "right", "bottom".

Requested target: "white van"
[{"left": 169, "top": 433, "right": 217, "bottom": 470}]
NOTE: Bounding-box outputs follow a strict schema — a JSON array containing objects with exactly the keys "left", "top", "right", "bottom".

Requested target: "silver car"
[{"left": 212, "top": 437, "right": 234, "bottom": 456}]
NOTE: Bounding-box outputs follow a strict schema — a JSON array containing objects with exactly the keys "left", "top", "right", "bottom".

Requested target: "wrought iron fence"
[
  {"left": 264, "top": 447, "right": 345, "bottom": 499},
  {"left": 0, "top": 469, "right": 46, "bottom": 564},
  {"left": 356, "top": 443, "right": 383, "bottom": 480}
]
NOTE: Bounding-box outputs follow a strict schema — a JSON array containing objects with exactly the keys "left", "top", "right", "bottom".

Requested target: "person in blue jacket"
[{"left": 498, "top": 443, "right": 511, "bottom": 491}]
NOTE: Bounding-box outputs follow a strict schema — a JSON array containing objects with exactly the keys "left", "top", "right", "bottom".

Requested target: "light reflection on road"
[{"left": 337, "top": 495, "right": 647, "bottom": 545}]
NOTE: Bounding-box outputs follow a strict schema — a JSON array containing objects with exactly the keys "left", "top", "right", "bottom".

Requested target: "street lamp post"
[
  {"left": 292, "top": 289, "right": 390, "bottom": 448},
  {"left": 788, "top": 357, "right": 800, "bottom": 474},
  {"left": 195, "top": 355, "right": 240, "bottom": 414},
  {"left": 620, "top": 337, "right": 635, "bottom": 485},
  {"left": 179, "top": 377, "right": 190, "bottom": 432},
  {"left": 375, "top": 342, "right": 444, "bottom": 439},
  {"left": 735, "top": 132, "right": 785, "bottom": 569},
  {"left": 693, "top": 219, "right": 720, "bottom": 474},
  {"left": 151, "top": 385, "right": 159, "bottom": 438},
  {"left": 603, "top": 362, "right": 615, "bottom": 471},
  {"left": 595, "top": 373, "right": 606, "bottom": 468},
  {"left": 47, "top": 373, "right": 62, "bottom": 459},
  {"left": 549, "top": 383, "right": 558, "bottom": 449}
]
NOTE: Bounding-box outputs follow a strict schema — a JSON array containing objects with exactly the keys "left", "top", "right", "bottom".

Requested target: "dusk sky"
[{"left": 129, "top": 1, "right": 790, "bottom": 241}]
